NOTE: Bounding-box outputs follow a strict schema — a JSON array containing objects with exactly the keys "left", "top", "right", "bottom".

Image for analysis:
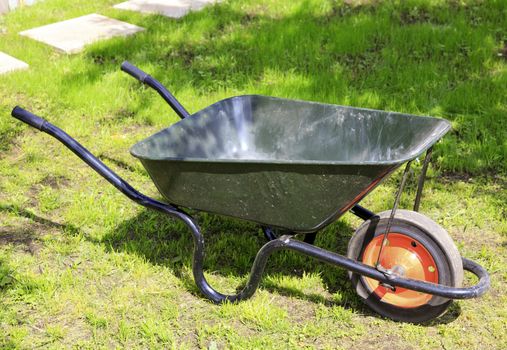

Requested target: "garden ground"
[{"left": 1, "top": 0, "right": 506, "bottom": 348}]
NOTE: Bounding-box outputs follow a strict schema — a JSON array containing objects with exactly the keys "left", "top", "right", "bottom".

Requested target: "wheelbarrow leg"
[
  {"left": 261, "top": 226, "right": 278, "bottom": 241},
  {"left": 262, "top": 226, "right": 317, "bottom": 244},
  {"left": 303, "top": 232, "right": 317, "bottom": 244},
  {"left": 413, "top": 147, "right": 433, "bottom": 212},
  {"left": 350, "top": 204, "right": 375, "bottom": 220}
]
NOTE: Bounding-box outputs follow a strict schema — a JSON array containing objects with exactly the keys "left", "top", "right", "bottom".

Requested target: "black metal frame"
[
  {"left": 9, "top": 62, "right": 490, "bottom": 304},
  {"left": 375, "top": 161, "right": 413, "bottom": 269}
]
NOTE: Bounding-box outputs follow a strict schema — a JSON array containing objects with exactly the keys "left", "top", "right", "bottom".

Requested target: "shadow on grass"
[
  {"left": 0, "top": 204, "right": 82, "bottom": 236},
  {"left": 97, "top": 207, "right": 362, "bottom": 300},
  {"left": 0, "top": 205, "right": 55, "bottom": 298},
  {"left": 0, "top": 199, "right": 461, "bottom": 323},
  {"left": 96, "top": 206, "right": 461, "bottom": 324}
]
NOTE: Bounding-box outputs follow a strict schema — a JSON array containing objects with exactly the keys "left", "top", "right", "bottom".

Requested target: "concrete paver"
[
  {"left": 19, "top": 14, "right": 145, "bottom": 54},
  {"left": 113, "top": 0, "right": 219, "bottom": 18},
  {"left": 0, "top": 52, "right": 29, "bottom": 74}
]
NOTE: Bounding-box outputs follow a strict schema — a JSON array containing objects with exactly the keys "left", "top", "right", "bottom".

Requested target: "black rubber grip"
[
  {"left": 11, "top": 106, "right": 47, "bottom": 131},
  {"left": 121, "top": 61, "right": 149, "bottom": 83}
]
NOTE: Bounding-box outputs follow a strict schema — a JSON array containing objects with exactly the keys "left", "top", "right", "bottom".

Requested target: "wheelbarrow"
[{"left": 11, "top": 62, "right": 489, "bottom": 323}]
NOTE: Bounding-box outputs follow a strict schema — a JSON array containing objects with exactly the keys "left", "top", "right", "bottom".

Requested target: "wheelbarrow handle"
[
  {"left": 121, "top": 61, "right": 149, "bottom": 83},
  {"left": 12, "top": 106, "right": 48, "bottom": 131},
  {"left": 10, "top": 106, "right": 184, "bottom": 218},
  {"left": 121, "top": 61, "right": 190, "bottom": 120}
]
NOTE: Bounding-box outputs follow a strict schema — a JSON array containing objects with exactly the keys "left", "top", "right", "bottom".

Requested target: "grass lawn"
[{"left": 1, "top": 0, "right": 506, "bottom": 348}]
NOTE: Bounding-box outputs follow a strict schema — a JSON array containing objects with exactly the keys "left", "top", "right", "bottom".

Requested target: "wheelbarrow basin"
[{"left": 130, "top": 95, "right": 450, "bottom": 232}]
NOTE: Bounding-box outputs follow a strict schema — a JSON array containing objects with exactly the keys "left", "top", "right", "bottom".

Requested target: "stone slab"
[
  {"left": 2, "top": 0, "right": 41, "bottom": 13},
  {"left": 0, "top": 1, "right": 9, "bottom": 15},
  {"left": 113, "top": 0, "right": 220, "bottom": 19},
  {"left": 19, "top": 14, "right": 144, "bottom": 54},
  {"left": 0, "top": 51, "right": 28, "bottom": 74}
]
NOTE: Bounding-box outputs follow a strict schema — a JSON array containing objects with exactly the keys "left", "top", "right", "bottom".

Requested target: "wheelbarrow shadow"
[
  {"left": 0, "top": 200, "right": 461, "bottom": 324},
  {"left": 98, "top": 206, "right": 461, "bottom": 325}
]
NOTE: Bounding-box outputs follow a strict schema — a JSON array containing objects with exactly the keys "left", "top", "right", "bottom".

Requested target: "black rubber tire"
[{"left": 347, "top": 210, "right": 463, "bottom": 323}]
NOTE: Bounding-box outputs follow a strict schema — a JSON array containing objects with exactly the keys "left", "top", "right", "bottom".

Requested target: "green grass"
[{"left": 0, "top": 0, "right": 506, "bottom": 348}]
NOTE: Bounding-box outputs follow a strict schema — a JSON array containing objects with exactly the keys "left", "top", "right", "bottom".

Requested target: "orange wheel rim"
[{"left": 361, "top": 233, "right": 439, "bottom": 308}]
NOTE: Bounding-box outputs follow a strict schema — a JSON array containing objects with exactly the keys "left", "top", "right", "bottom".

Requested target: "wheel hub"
[
  {"left": 388, "top": 264, "right": 406, "bottom": 277},
  {"left": 361, "top": 233, "right": 439, "bottom": 308}
]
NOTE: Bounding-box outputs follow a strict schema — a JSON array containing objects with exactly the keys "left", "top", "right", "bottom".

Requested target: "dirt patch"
[
  {"left": 26, "top": 186, "right": 40, "bottom": 208},
  {"left": 25, "top": 174, "right": 70, "bottom": 208},
  {"left": 39, "top": 174, "right": 70, "bottom": 189},
  {"left": 88, "top": 52, "right": 120, "bottom": 67},
  {"left": 0, "top": 128, "right": 23, "bottom": 158},
  {"left": 0, "top": 138, "right": 23, "bottom": 162},
  {"left": 165, "top": 46, "right": 196, "bottom": 67},
  {"left": 113, "top": 108, "right": 136, "bottom": 122},
  {"left": 451, "top": 226, "right": 504, "bottom": 251},
  {"left": 320, "top": 1, "right": 378, "bottom": 23},
  {"left": 398, "top": 7, "right": 432, "bottom": 25},
  {"left": 354, "top": 333, "right": 413, "bottom": 350},
  {"left": 439, "top": 171, "right": 506, "bottom": 185},
  {"left": 240, "top": 12, "right": 259, "bottom": 25},
  {"left": 121, "top": 123, "right": 151, "bottom": 136},
  {"left": 274, "top": 294, "right": 318, "bottom": 324},
  {"left": 96, "top": 109, "right": 141, "bottom": 126},
  {"left": 0, "top": 226, "right": 43, "bottom": 255},
  {"left": 439, "top": 172, "right": 475, "bottom": 183}
]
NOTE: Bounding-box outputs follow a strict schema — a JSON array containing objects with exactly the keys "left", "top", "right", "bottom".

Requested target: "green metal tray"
[{"left": 130, "top": 95, "right": 450, "bottom": 232}]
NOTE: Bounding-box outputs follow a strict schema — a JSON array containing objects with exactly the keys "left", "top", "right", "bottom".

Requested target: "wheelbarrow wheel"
[{"left": 347, "top": 210, "right": 463, "bottom": 323}]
